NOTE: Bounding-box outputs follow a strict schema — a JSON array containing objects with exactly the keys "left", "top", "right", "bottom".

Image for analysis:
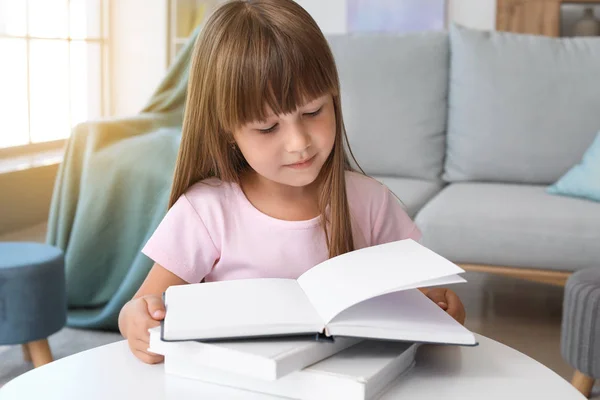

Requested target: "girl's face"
[{"left": 233, "top": 94, "right": 336, "bottom": 188}]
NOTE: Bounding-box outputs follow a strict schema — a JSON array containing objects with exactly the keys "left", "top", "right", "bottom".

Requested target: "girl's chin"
[{"left": 272, "top": 168, "right": 322, "bottom": 188}]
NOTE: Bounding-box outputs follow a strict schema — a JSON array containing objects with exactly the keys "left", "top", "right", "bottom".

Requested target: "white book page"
[
  {"left": 326, "top": 289, "right": 476, "bottom": 345},
  {"left": 381, "top": 274, "right": 467, "bottom": 295},
  {"left": 297, "top": 239, "right": 465, "bottom": 324},
  {"left": 163, "top": 279, "right": 324, "bottom": 340}
]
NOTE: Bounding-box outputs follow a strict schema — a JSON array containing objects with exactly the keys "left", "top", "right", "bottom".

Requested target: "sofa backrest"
[
  {"left": 327, "top": 33, "right": 449, "bottom": 181},
  {"left": 444, "top": 24, "right": 600, "bottom": 184}
]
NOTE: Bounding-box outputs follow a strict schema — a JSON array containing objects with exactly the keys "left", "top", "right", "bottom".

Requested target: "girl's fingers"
[
  {"left": 444, "top": 290, "right": 466, "bottom": 325},
  {"left": 134, "top": 336, "right": 164, "bottom": 355},
  {"left": 134, "top": 338, "right": 162, "bottom": 357},
  {"left": 144, "top": 295, "right": 166, "bottom": 320},
  {"left": 422, "top": 288, "right": 465, "bottom": 324},
  {"left": 135, "top": 338, "right": 151, "bottom": 350},
  {"left": 128, "top": 335, "right": 163, "bottom": 363},
  {"left": 142, "top": 318, "right": 161, "bottom": 340},
  {"left": 424, "top": 288, "right": 449, "bottom": 310},
  {"left": 132, "top": 313, "right": 161, "bottom": 342},
  {"left": 134, "top": 349, "right": 164, "bottom": 364},
  {"left": 129, "top": 338, "right": 163, "bottom": 363}
]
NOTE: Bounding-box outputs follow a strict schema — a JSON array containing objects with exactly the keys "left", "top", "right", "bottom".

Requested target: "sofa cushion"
[
  {"left": 374, "top": 176, "right": 445, "bottom": 218},
  {"left": 547, "top": 131, "right": 600, "bottom": 203},
  {"left": 327, "top": 33, "right": 449, "bottom": 180},
  {"left": 415, "top": 182, "right": 600, "bottom": 272},
  {"left": 444, "top": 24, "right": 600, "bottom": 184}
]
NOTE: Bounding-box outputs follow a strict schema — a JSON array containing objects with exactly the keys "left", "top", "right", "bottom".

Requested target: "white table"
[{"left": 0, "top": 334, "right": 585, "bottom": 400}]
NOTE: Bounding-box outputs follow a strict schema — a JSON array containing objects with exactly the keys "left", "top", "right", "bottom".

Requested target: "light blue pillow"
[{"left": 547, "top": 132, "right": 600, "bottom": 202}]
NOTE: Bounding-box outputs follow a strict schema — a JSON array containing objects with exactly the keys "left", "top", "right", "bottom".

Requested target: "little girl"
[{"left": 119, "top": 0, "right": 466, "bottom": 364}]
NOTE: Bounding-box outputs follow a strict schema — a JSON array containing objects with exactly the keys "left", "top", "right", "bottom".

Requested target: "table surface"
[{"left": 0, "top": 334, "right": 586, "bottom": 400}]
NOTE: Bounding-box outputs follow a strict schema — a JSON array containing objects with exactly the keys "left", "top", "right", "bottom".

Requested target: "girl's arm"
[{"left": 133, "top": 262, "right": 188, "bottom": 299}]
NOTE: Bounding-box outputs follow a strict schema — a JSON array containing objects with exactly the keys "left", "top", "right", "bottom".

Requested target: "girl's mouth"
[{"left": 286, "top": 155, "right": 316, "bottom": 169}]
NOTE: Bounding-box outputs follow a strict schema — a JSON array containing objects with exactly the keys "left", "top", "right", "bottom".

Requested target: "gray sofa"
[{"left": 327, "top": 25, "right": 600, "bottom": 282}]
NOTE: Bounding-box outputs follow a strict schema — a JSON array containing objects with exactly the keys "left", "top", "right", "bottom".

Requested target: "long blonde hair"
[{"left": 169, "top": 0, "right": 362, "bottom": 258}]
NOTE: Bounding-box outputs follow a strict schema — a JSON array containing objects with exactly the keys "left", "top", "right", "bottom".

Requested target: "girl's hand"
[
  {"left": 119, "top": 295, "right": 166, "bottom": 364},
  {"left": 420, "top": 287, "right": 466, "bottom": 325}
]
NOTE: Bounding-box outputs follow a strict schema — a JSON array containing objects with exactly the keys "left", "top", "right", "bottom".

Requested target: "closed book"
[
  {"left": 149, "top": 326, "right": 361, "bottom": 380},
  {"left": 163, "top": 340, "right": 420, "bottom": 400}
]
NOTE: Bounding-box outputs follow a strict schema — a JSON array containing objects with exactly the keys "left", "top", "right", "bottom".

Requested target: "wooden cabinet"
[
  {"left": 497, "top": 0, "right": 561, "bottom": 36},
  {"left": 496, "top": 0, "right": 600, "bottom": 36}
]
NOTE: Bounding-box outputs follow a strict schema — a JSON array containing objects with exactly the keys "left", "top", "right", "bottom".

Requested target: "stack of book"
[{"left": 148, "top": 239, "right": 477, "bottom": 399}]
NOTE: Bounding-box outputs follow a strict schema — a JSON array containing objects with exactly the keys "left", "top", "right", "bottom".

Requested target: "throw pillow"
[{"left": 547, "top": 131, "right": 600, "bottom": 202}]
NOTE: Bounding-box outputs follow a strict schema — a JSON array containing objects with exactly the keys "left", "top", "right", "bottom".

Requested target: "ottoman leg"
[
  {"left": 21, "top": 344, "right": 31, "bottom": 362},
  {"left": 25, "top": 338, "right": 54, "bottom": 368},
  {"left": 572, "top": 370, "right": 595, "bottom": 398}
]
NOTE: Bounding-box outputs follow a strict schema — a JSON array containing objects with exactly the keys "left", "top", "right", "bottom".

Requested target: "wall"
[
  {"left": 109, "top": 0, "right": 169, "bottom": 116},
  {"left": 448, "top": 0, "right": 497, "bottom": 30},
  {"left": 0, "top": 164, "right": 58, "bottom": 236},
  {"left": 297, "top": 0, "right": 497, "bottom": 33},
  {"left": 295, "top": 0, "right": 348, "bottom": 33}
]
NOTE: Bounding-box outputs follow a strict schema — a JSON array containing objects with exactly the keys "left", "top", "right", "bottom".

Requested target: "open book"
[{"left": 162, "top": 239, "right": 477, "bottom": 346}]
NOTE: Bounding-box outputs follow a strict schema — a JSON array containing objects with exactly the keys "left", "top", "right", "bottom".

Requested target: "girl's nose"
[{"left": 285, "top": 123, "right": 312, "bottom": 153}]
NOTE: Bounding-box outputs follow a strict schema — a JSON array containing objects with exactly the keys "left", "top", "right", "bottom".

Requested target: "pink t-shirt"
[{"left": 142, "top": 171, "right": 421, "bottom": 283}]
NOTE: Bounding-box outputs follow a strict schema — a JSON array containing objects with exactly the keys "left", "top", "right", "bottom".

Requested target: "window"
[{"left": 0, "top": 0, "right": 108, "bottom": 154}]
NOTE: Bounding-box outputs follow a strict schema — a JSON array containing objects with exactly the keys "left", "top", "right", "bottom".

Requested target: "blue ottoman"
[
  {"left": 561, "top": 268, "right": 600, "bottom": 398},
  {"left": 0, "top": 242, "right": 67, "bottom": 367}
]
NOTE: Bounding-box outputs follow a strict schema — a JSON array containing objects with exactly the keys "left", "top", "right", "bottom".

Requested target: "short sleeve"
[
  {"left": 371, "top": 186, "right": 422, "bottom": 246},
  {"left": 141, "top": 194, "right": 219, "bottom": 283}
]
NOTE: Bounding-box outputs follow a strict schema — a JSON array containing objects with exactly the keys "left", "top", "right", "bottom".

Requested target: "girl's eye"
[
  {"left": 304, "top": 107, "right": 322, "bottom": 117},
  {"left": 258, "top": 124, "right": 278, "bottom": 134}
]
